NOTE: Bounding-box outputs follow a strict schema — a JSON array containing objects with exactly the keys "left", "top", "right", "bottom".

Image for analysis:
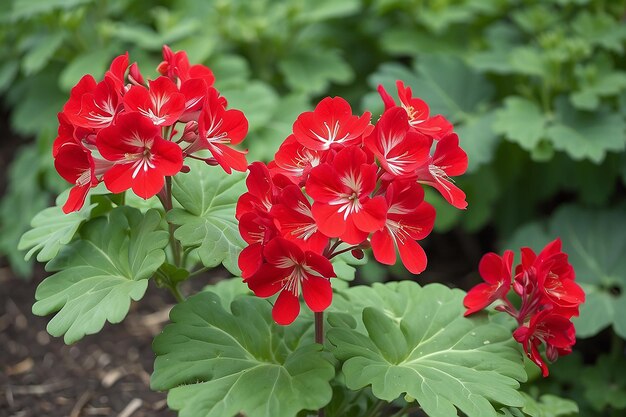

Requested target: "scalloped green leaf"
[
  {"left": 545, "top": 97, "right": 625, "bottom": 163},
  {"left": 167, "top": 160, "right": 246, "bottom": 275},
  {"left": 504, "top": 205, "right": 626, "bottom": 338},
  {"left": 151, "top": 292, "right": 334, "bottom": 417},
  {"left": 32, "top": 207, "right": 168, "bottom": 343},
  {"left": 493, "top": 96, "right": 547, "bottom": 151},
  {"left": 327, "top": 282, "right": 526, "bottom": 417},
  {"left": 18, "top": 191, "right": 95, "bottom": 262},
  {"left": 278, "top": 48, "right": 353, "bottom": 96}
]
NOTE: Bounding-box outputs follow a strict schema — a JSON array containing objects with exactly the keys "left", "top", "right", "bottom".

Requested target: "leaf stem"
[
  {"left": 315, "top": 311, "right": 325, "bottom": 417},
  {"left": 163, "top": 176, "right": 183, "bottom": 267},
  {"left": 364, "top": 400, "right": 386, "bottom": 417},
  {"left": 170, "top": 283, "right": 185, "bottom": 303}
]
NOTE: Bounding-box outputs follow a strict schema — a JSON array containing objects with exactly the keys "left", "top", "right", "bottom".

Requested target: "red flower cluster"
[
  {"left": 238, "top": 82, "right": 468, "bottom": 324},
  {"left": 463, "top": 239, "right": 585, "bottom": 376},
  {"left": 53, "top": 46, "right": 248, "bottom": 213}
]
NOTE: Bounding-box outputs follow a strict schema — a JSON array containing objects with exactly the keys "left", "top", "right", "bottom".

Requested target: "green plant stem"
[
  {"left": 170, "top": 283, "right": 185, "bottom": 303},
  {"left": 364, "top": 400, "right": 386, "bottom": 417},
  {"left": 610, "top": 330, "right": 624, "bottom": 360},
  {"left": 315, "top": 311, "right": 325, "bottom": 417},
  {"left": 163, "top": 176, "right": 183, "bottom": 267}
]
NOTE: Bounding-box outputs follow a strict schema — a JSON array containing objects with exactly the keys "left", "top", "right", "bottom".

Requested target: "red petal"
[
  {"left": 352, "top": 196, "right": 387, "bottom": 233},
  {"left": 302, "top": 276, "right": 332, "bottom": 312},
  {"left": 247, "top": 264, "right": 285, "bottom": 297},
  {"left": 371, "top": 229, "right": 397, "bottom": 266},
  {"left": 311, "top": 203, "right": 346, "bottom": 238},
  {"left": 273, "top": 290, "right": 301, "bottom": 325},
  {"left": 239, "top": 244, "right": 263, "bottom": 279},
  {"left": 463, "top": 283, "right": 497, "bottom": 316},
  {"left": 62, "top": 185, "right": 91, "bottom": 214},
  {"left": 397, "top": 237, "right": 427, "bottom": 274}
]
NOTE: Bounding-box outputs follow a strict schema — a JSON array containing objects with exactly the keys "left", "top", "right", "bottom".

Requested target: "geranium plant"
[{"left": 19, "top": 47, "right": 585, "bottom": 417}]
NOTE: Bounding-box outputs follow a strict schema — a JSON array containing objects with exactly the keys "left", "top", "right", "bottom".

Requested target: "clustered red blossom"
[
  {"left": 464, "top": 239, "right": 586, "bottom": 376},
  {"left": 53, "top": 46, "right": 249, "bottom": 213},
  {"left": 237, "top": 81, "right": 468, "bottom": 325}
]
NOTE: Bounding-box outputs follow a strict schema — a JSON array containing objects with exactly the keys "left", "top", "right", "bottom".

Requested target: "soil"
[{"left": 0, "top": 269, "right": 178, "bottom": 417}]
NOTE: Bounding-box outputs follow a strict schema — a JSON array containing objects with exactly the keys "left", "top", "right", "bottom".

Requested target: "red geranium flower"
[
  {"left": 293, "top": 97, "right": 371, "bottom": 151},
  {"left": 190, "top": 87, "right": 248, "bottom": 173},
  {"left": 65, "top": 76, "right": 121, "bottom": 129},
  {"left": 370, "top": 181, "right": 435, "bottom": 274},
  {"left": 306, "top": 146, "right": 387, "bottom": 244},
  {"left": 96, "top": 112, "right": 183, "bottom": 198},
  {"left": 54, "top": 142, "right": 99, "bottom": 213},
  {"left": 123, "top": 76, "right": 185, "bottom": 126},
  {"left": 415, "top": 133, "right": 468, "bottom": 209},
  {"left": 364, "top": 107, "right": 431, "bottom": 177},
  {"left": 246, "top": 237, "right": 335, "bottom": 325},
  {"left": 463, "top": 250, "right": 514, "bottom": 316},
  {"left": 270, "top": 135, "right": 324, "bottom": 185},
  {"left": 513, "top": 309, "right": 576, "bottom": 377},
  {"left": 378, "top": 80, "right": 453, "bottom": 139},
  {"left": 271, "top": 185, "right": 329, "bottom": 254}
]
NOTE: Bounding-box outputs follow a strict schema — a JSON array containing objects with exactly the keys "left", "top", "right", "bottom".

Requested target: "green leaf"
[
  {"left": 247, "top": 93, "right": 310, "bottom": 161},
  {"left": 296, "top": 0, "right": 360, "bottom": 22},
  {"left": 494, "top": 97, "right": 547, "bottom": 151},
  {"left": 167, "top": 160, "right": 246, "bottom": 274},
  {"left": 151, "top": 292, "right": 334, "bottom": 417},
  {"left": 456, "top": 110, "right": 500, "bottom": 173},
  {"left": 21, "top": 32, "right": 66, "bottom": 75},
  {"left": 581, "top": 354, "right": 626, "bottom": 411},
  {"left": 328, "top": 282, "right": 526, "bottom": 417},
  {"left": 18, "top": 191, "right": 95, "bottom": 262},
  {"left": 546, "top": 97, "right": 625, "bottom": 163},
  {"left": 570, "top": 56, "right": 626, "bottom": 110},
  {"left": 0, "top": 61, "right": 19, "bottom": 93},
  {"left": 519, "top": 393, "right": 578, "bottom": 417},
  {"left": 59, "top": 48, "right": 115, "bottom": 91},
  {"left": 572, "top": 11, "right": 626, "bottom": 53},
  {"left": 202, "top": 277, "right": 251, "bottom": 310},
  {"left": 278, "top": 48, "right": 353, "bottom": 96},
  {"left": 32, "top": 207, "right": 168, "bottom": 343},
  {"left": 220, "top": 81, "right": 278, "bottom": 132},
  {"left": 10, "top": 0, "right": 94, "bottom": 20},
  {"left": 504, "top": 205, "right": 626, "bottom": 338}
]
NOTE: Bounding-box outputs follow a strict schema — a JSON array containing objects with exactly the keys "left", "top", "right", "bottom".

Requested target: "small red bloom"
[
  {"left": 364, "top": 107, "right": 431, "bottom": 177},
  {"left": 105, "top": 52, "right": 129, "bottom": 92},
  {"left": 123, "top": 76, "right": 185, "bottom": 126},
  {"left": 415, "top": 133, "right": 468, "bottom": 209},
  {"left": 246, "top": 237, "right": 335, "bottom": 325},
  {"left": 293, "top": 97, "right": 371, "bottom": 151},
  {"left": 463, "top": 250, "right": 514, "bottom": 316},
  {"left": 378, "top": 81, "right": 453, "bottom": 139},
  {"left": 54, "top": 142, "right": 99, "bottom": 213},
  {"left": 158, "top": 45, "right": 215, "bottom": 87},
  {"left": 271, "top": 185, "right": 329, "bottom": 254},
  {"left": 190, "top": 88, "right": 248, "bottom": 174},
  {"left": 65, "top": 76, "right": 121, "bottom": 129},
  {"left": 270, "top": 135, "right": 324, "bottom": 185},
  {"left": 370, "top": 181, "right": 435, "bottom": 274},
  {"left": 306, "top": 146, "right": 387, "bottom": 244},
  {"left": 96, "top": 112, "right": 183, "bottom": 198},
  {"left": 513, "top": 309, "right": 576, "bottom": 377}
]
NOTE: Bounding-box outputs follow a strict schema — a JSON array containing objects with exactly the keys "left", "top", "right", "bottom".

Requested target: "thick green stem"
[
  {"left": 169, "top": 283, "right": 185, "bottom": 303},
  {"left": 163, "top": 176, "right": 183, "bottom": 267}
]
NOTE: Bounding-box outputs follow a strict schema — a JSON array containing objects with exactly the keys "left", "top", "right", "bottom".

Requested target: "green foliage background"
[{"left": 2, "top": 0, "right": 626, "bottom": 415}]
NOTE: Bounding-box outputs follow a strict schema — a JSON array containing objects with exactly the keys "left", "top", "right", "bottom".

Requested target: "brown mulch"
[{"left": 0, "top": 266, "right": 178, "bottom": 417}]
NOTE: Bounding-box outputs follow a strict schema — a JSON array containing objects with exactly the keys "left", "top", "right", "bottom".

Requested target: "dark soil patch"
[{"left": 0, "top": 269, "right": 178, "bottom": 417}]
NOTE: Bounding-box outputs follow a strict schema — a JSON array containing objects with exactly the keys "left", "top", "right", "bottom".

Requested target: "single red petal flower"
[
  {"left": 415, "top": 133, "right": 468, "bottom": 209},
  {"left": 364, "top": 107, "right": 431, "bottom": 177},
  {"left": 513, "top": 309, "right": 576, "bottom": 377},
  {"left": 378, "top": 81, "right": 453, "bottom": 139},
  {"left": 190, "top": 88, "right": 248, "bottom": 173},
  {"left": 67, "top": 76, "right": 121, "bottom": 129},
  {"left": 97, "top": 112, "right": 183, "bottom": 198},
  {"left": 246, "top": 237, "right": 335, "bottom": 325},
  {"left": 123, "top": 76, "right": 185, "bottom": 126},
  {"left": 271, "top": 185, "right": 329, "bottom": 254},
  {"left": 306, "top": 146, "right": 386, "bottom": 243},
  {"left": 293, "top": 97, "right": 371, "bottom": 151},
  {"left": 464, "top": 250, "right": 514, "bottom": 316},
  {"left": 370, "top": 181, "right": 435, "bottom": 274},
  {"left": 270, "top": 135, "right": 324, "bottom": 185},
  {"left": 54, "top": 142, "right": 98, "bottom": 213}
]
